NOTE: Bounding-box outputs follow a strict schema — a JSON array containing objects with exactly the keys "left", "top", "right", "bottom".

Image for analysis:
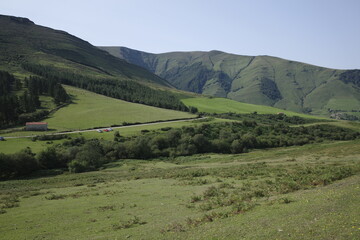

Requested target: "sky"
[{"left": 1, "top": 0, "right": 360, "bottom": 69}]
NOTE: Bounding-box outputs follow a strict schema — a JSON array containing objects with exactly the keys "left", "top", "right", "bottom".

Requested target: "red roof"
[{"left": 26, "top": 122, "right": 48, "bottom": 125}]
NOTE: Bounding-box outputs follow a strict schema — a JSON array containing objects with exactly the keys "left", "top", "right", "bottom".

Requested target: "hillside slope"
[
  {"left": 100, "top": 46, "right": 360, "bottom": 116},
  {"left": 0, "top": 15, "right": 171, "bottom": 87}
]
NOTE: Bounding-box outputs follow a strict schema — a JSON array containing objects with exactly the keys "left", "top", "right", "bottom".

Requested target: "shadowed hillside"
[{"left": 0, "top": 15, "right": 171, "bottom": 87}]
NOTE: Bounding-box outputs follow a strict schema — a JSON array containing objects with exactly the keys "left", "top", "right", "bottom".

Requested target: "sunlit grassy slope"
[
  {"left": 43, "top": 86, "right": 195, "bottom": 131},
  {"left": 182, "top": 97, "right": 323, "bottom": 119},
  {"left": 0, "top": 85, "right": 195, "bottom": 136}
]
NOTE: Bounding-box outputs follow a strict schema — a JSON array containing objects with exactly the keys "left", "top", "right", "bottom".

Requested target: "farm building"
[{"left": 25, "top": 122, "right": 48, "bottom": 131}]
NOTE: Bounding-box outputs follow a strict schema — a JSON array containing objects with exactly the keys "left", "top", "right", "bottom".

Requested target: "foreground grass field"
[
  {"left": 182, "top": 97, "right": 323, "bottom": 119},
  {"left": 1, "top": 139, "right": 359, "bottom": 239}
]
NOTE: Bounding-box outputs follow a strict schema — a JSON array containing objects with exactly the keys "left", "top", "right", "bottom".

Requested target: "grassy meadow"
[
  {"left": 182, "top": 97, "right": 323, "bottom": 119},
  {"left": 46, "top": 86, "right": 195, "bottom": 131},
  {"left": 1, "top": 139, "right": 359, "bottom": 239},
  {"left": 0, "top": 137, "right": 65, "bottom": 155}
]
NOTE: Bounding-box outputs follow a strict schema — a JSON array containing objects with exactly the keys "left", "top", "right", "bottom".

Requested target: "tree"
[
  {"left": 37, "top": 146, "right": 63, "bottom": 169},
  {"left": 189, "top": 106, "right": 198, "bottom": 114},
  {"left": 19, "top": 90, "right": 36, "bottom": 113},
  {"left": 192, "top": 134, "right": 210, "bottom": 153},
  {"left": 14, "top": 78, "right": 22, "bottom": 90},
  {"left": 53, "top": 84, "right": 69, "bottom": 104},
  {"left": 11, "top": 148, "right": 38, "bottom": 177},
  {"left": 113, "top": 131, "right": 121, "bottom": 142},
  {"left": 230, "top": 140, "right": 243, "bottom": 154},
  {"left": 68, "top": 140, "right": 105, "bottom": 173}
]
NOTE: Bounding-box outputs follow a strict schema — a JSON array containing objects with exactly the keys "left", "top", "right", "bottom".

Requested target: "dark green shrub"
[
  {"left": 230, "top": 139, "right": 243, "bottom": 153},
  {"left": 37, "top": 146, "right": 63, "bottom": 169},
  {"left": 68, "top": 140, "right": 105, "bottom": 173}
]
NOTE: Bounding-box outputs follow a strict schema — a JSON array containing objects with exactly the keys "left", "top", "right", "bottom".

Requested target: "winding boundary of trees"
[
  {"left": 22, "top": 63, "right": 197, "bottom": 113},
  {"left": 1, "top": 119, "right": 359, "bottom": 180}
]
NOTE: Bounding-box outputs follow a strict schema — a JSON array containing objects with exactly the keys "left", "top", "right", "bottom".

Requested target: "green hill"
[
  {"left": 100, "top": 47, "right": 360, "bottom": 117},
  {"left": 0, "top": 15, "right": 196, "bottom": 127},
  {"left": 0, "top": 15, "right": 171, "bottom": 87}
]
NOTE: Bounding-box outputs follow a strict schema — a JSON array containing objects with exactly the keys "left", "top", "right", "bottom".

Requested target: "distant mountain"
[
  {"left": 100, "top": 46, "right": 360, "bottom": 117},
  {"left": 0, "top": 15, "right": 172, "bottom": 88}
]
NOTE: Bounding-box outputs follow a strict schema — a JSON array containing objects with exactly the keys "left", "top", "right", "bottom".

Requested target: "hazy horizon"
[{"left": 1, "top": 0, "right": 360, "bottom": 69}]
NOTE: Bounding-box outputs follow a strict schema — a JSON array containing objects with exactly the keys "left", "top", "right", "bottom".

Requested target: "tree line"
[
  {"left": 0, "top": 70, "right": 69, "bottom": 127},
  {"left": 22, "top": 63, "right": 196, "bottom": 113},
  {"left": 25, "top": 76, "right": 70, "bottom": 104},
  {"left": 1, "top": 120, "right": 359, "bottom": 179}
]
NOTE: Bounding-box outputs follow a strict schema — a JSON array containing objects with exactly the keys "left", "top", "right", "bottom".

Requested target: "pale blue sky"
[{"left": 1, "top": 0, "right": 359, "bottom": 69}]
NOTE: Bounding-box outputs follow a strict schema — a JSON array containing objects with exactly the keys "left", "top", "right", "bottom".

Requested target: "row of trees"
[
  {"left": 1, "top": 120, "right": 359, "bottom": 179},
  {"left": 22, "top": 63, "right": 195, "bottom": 112},
  {"left": 0, "top": 71, "right": 22, "bottom": 94},
  {"left": 0, "top": 70, "right": 69, "bottom": 127},
  {"left": 0, "top": 148, "right": 38, "bottom": 179},
  {"left": 25, "top": 76, "right": 69, "bottom": 104},
  {"left": 106, "top": 122, "right": 359, "bottom": 159}
]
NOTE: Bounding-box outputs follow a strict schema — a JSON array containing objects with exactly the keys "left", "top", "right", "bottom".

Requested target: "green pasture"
[
  {"left": 0, "top": 139, "right": 359, "bottom": 239},
  {"left": 182, "top": 97, "right": 323, "bottom": 119},
  {"left": 44, "top": 86, "right": 195, "bottom": 131},
  {"left": 0, "top": 138, "right": 65, "bottom": 154}
]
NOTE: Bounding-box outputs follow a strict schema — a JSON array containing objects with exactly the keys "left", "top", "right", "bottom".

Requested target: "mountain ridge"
[
  {"left": 99, "top": 46, "right": 360, "bottom": 117},
  {"left": 99, "top": 46, "right": 351, "bottom": 70}
]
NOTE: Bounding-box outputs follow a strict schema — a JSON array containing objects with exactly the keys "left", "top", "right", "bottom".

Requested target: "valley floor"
[{"left": 0, "top": 140, "right": 359, "bottom": 239}]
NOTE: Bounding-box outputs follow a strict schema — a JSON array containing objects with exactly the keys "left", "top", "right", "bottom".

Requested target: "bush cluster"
[
  {"left": 1, "top": 121, "right": 359, "bottom": 180},
  {"left": 107, "top": 122, "right": 359, "bottom": 159}
]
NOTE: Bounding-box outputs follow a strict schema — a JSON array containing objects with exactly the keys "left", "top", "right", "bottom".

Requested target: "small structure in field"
[{"left": 25, "top": 122, "right": 48, "bottom": 131}]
